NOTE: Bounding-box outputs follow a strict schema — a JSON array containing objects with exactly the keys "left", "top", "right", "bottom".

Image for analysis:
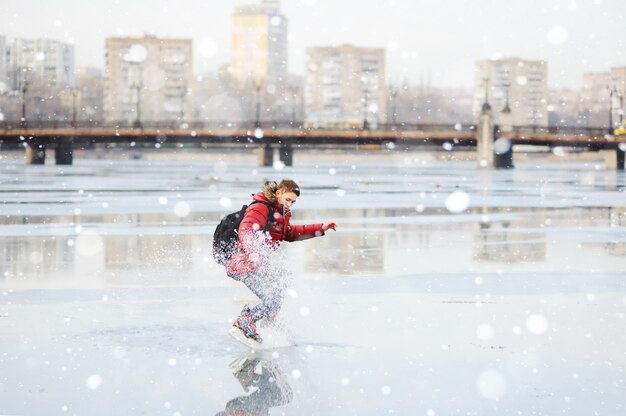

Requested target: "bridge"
[{"left": 0, "top": 121, "right": 624, "bottom": 169}]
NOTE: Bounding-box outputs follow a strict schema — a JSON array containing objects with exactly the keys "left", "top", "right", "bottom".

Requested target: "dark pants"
[{"left": 232, "top": 271, "right": 286, "bottom": 323}]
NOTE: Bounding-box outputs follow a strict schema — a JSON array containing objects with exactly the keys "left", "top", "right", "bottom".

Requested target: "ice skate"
[{"left": 229, "top": 309, "right": 263, "bottom": 348}]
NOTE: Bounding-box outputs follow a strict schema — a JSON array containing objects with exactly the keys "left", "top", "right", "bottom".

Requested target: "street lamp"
[
  {"left": 21, "top": 79, "right": 29, "bottom": 129},
  {"left": 254, "top": 79, "right": 263, "bottom": 129},
  {"left": 617, "top": 93, "right": 624, "bottom": 127},
  {"left": 71, "top": 88, "right": 78, "bottom": 128},
  {"left": 362, "top": 76, "right": 370, "bottom": 131},
  {"left": 179, "top": 84, "right": 187, "bottom": 125},
  {"left": 132, "top": 79, "right": 142, "bottom": 129},
  {"left": 483, "top": 77, "right": 490, "bottom": 105},
  {"left": 609, "top": 85, "right": 618, "bottom": 135},
  {"left": 390, "top": 84, "right": 398, "bottom": 128},
  {"left": 610, "top": 86, "right": 624, "bottom": 131},
  {"left": 290, "top": 85, "right": 298, "bottom": 127}
]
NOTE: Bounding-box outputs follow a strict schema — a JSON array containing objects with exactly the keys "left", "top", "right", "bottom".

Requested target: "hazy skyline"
[{"left": 1, "top": 0, "right": 625, "bottom": 89}]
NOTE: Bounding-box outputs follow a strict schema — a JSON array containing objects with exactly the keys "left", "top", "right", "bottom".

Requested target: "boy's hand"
[{"left": 322, "top": 222, "right": 337, "bottom": 232}]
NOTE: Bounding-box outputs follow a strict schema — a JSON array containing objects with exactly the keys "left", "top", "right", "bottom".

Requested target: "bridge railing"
[
  {"left": 504, "top": 125, "right": 609, "bottom": 138},
  {"left": 0, "top": 119, "right": 610, "bottom": 137},
  {"left": 0, "top": 119, "right": 471, "bottom": 131}
]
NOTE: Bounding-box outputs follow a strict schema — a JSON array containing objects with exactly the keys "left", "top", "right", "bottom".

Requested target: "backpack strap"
[{"left": 248, "top": 200, "right": 274, "bottom": 231}]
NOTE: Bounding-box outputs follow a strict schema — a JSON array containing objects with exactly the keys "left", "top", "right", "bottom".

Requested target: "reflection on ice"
[
  {"left": 0, "top": 154, "right": 625, "bottom": 282},
  {"left": 217, "top": 353, "right": 293, "bottom": 416},
  {"left": 0, "top": 205, "right": 624, "bottom": 281},
  {"left": 474, "top": 208, "right": 546, "bottom": 263}
]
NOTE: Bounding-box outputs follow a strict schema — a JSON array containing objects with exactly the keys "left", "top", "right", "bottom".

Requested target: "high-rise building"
[
  {"left": 581, "top": 72, "right": 611, "bottom": 127},
  {"left": 0, "top": 35, "right": 6, "bottom": 93},
  {"left": 231, "top": 0, "right": 287, "bottom": 89},
  {"left": 104, "top": 35, "right": 192, "bottom": 124},
  {"left": 304, "top": 44, "right": 386, "bottom": 128},
  {"left": 473, "top": 57, "right": 548, "bottom": 127},
  {"left": 5, "top": 37, "right": 74, "bottom": 92}
]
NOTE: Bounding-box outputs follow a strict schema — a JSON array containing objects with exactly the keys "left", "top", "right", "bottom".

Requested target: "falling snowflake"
[
  {"left": 476, "top": 370, "right": 507, "bottom": 400},
  {"left": 445, "top": 191, "right": 470, "bottom": 213}
]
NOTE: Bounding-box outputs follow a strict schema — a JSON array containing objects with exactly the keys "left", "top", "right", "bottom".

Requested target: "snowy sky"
[{"left": 1, "top": 0, "right": 625, "bottom": 88}]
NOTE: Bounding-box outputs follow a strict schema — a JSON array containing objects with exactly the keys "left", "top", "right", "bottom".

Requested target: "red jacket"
[{"left": 226, "top": 192, "right": 324, "bottom": 276}]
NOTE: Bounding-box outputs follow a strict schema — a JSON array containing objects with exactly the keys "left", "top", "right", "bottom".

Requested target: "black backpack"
[{"left": 212, "top": 201, "right": 274, "bottom": 266}]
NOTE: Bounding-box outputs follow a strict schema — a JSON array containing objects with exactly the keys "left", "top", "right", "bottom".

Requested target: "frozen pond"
[{"left": 1, "top": 149, "right": 625, "bottom": 415}]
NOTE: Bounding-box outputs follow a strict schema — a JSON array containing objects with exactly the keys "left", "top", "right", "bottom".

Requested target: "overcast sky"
[{"left": 1, "top": 0, "right": 625, "bottom": 89}]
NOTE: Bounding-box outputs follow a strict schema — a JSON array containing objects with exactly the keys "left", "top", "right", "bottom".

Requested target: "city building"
[
  {"left": 4, "top": 37, "right": 75, "bottom": 92},
  {"left": 304, "top": 44, "right": 386, "bottom": 129},
  {"left": 231, "top": 0, "right": 287, "bottom": 90},
  {"left": 0, "top": 35, "right": 6, "bottom": 93},
  {"left": 580, "top": 72, "right": 612, "bottom": 127},
  {"left": 104, "top": 34, "right": 192, "bottom": 125},
  {"left": 473, "top": 57, "right": 548, "bottom": 127}
]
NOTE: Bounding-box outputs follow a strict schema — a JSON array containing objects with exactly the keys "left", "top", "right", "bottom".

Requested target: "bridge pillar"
[
  {"left": 494, "top": 143, "right": 514, "bottom": 168},
  {"left": 25, "top": 144, "right": 46, "bottom": 165},
  {"left": 55, "top": 137, "right": 74, "bottom": 165},
  {"left": 494, "top": 127, "right": 514, "bottom": 169},
  {"left": 477, "top": 103, "right": 494, "bottom": 168},
  {"left": 258, "top": 144, "right": 273, "bottom": 167},
  {"left": 617, "top": 145, "right": 625, "bottom": 170},
  {"left": 279, "top": 144, "right": 293, "bottom": 166}
]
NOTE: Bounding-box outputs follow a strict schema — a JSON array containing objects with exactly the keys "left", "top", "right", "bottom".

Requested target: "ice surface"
[{"left": 0, "top": 149, "right": 625, "bottom": 415}]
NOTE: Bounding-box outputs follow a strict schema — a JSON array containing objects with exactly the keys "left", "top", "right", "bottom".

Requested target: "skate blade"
[{"left": 228, "top": 326, "right": 263, "bottom": 350}]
